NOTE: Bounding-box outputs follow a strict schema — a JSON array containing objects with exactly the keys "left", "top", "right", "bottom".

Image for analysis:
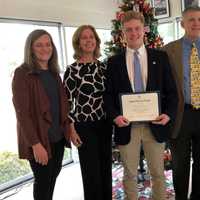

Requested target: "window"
[
  {"left": 64, "top": 26, "right": 76, "bottom": 65},
  {"left": 96, "top": 28, "right": 111, "bottom": 60},
  {"left": 158, "top": 21, "right": 175, "bottom": 45},
  {"left": 177, "top": 19, "right": 185, "bottom": 39}
]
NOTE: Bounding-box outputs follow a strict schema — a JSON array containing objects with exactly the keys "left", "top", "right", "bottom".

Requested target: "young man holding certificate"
[{"left": 104, "top": 11, "right": 178, "bottom": 200}]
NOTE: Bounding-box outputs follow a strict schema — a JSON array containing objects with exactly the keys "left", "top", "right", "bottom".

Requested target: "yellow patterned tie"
[{"left": 190, "top": 42, "right": 200, "bottom": 109}]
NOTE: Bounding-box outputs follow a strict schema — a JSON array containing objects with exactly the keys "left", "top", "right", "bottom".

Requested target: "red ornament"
[{"left": 116, "top": 11, "right": 125, "bottom": 21}]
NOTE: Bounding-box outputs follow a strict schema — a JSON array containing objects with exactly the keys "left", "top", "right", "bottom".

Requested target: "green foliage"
[
  {"left": 0, "top": 152, "right": 31, "bottom": 185},
  {"left": 0, "top": 149, "right": 71, "bottom": 185},
  {"left": 63, "top": 148, "right": 70, "bottom": 161}
]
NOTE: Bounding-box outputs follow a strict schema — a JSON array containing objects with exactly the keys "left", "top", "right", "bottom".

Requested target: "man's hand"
[
  {"left": 32, "top": 143, "right": 48, "bottom": 165},
  {"left": 114, "top": 115, "right": 130, "bottom": 127},
  {"left": 152, "top": 114, "right": 170, "bottom": 125}
]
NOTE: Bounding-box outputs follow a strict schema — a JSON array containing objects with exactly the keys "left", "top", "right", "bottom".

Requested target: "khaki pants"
[{"left": 118, "top": 125, "right": 166, "bottom": 200}]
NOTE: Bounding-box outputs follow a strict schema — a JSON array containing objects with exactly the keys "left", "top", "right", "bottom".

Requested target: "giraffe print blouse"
[{"left": 63, "top": 61, "right": 106, "bottom": 122}]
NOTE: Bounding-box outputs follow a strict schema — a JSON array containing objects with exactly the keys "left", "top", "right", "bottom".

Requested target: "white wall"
[
  {"left": 0, "top": 0, "right": 182, "bottom": 28},
  {"left": 169, "top": 0, "right": 182, "bottom": 18},
  {"left": 0, "top": 0, "right": 119, "bottom": 29}
]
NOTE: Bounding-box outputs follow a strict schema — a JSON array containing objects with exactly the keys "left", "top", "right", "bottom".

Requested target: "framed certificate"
[{"left": 120, "top": 91, "right": 161, "bottom": 122}]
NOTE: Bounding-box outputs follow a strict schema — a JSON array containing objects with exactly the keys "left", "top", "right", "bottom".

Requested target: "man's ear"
[
  {"left": 181, "top": 20, "right": 184, "bottom": 29},
  {"left": 121, "top": 31, "right": 126, "bottom": 42}
]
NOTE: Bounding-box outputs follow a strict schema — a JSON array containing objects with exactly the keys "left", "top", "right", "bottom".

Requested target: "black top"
[
  {"left": 39, "top": 69, "right": 63, "bottom": 142},
  {"left": 63, "top": 61, "right": 106, "bottom": 122}
]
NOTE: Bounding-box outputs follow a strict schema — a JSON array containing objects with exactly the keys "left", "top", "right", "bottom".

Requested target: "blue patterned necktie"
[{"left": 134, "top": 51, "right": 144, "bottom": 92}]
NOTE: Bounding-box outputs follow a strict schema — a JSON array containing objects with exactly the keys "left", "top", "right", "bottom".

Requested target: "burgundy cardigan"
[{"left": 12, "top": 65, "right": 71, "bottom": 160}]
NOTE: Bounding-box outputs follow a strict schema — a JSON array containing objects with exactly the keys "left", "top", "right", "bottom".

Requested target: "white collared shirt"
[{"left": 126, "top": 44, "right": 148, "bottom": 91}]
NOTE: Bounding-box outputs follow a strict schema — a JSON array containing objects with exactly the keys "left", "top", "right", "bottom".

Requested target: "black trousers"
[
  {"left": 170, "top": 107, "right": 200, "bottom": 200},
  {"left": 29, "top": 139, "right": 65, "bottom": 200},
  {"left": 75, "top": 119, "right": 112, "bottom": 200}
]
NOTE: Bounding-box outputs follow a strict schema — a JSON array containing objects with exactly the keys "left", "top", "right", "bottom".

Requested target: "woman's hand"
[
  {"left": 69, "top": 123, "right": 82, "bottom": 147},
  {"left": 114, "top": 115, "right": 130, "bottom": 127},
  {"left": 32, "top": 143, "right": 48, "bottom": 165}
]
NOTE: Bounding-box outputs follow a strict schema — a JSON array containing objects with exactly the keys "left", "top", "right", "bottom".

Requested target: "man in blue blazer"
[{"left": 104, "top": 11, "right": 178, "bottom": 200}]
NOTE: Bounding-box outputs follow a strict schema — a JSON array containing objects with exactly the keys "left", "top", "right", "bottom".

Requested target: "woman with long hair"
[{"left": 12, "top": 29, "right": 71, "bottom": 200}]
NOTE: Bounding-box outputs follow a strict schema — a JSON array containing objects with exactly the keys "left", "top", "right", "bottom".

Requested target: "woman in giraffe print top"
[{"left": 63, "top": 25, "right": 112, "bottom": 200}]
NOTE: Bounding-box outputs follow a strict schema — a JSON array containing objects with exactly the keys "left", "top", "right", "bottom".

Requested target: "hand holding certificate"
[{"left": 120, "top": 92, "right": 161, "bottom": 122}]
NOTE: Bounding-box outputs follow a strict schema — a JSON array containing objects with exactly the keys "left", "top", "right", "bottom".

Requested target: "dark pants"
[
  {"left": 170, "top": 107, "right": 200, "bottom": 200},
  {"left": 29, "top": 139, "right": 65, "bottom": 200},
  {"left": 75, "top": 119, "right": 112, "bottom": 200}
]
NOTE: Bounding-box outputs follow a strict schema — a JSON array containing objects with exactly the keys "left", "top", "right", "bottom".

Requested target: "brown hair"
[
  {"left": 72, "top": 25, "right": 101, "bottom": 60},
  {"left": 23, "top": 29, "right": 59, "bottom": 73},
  {"left": 121, "top": 10, "right": 145, "bottom": 26}
]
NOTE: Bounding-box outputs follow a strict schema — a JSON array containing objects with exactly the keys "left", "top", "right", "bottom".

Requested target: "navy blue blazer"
[{"left": 104, "top": 48, "right": 178, "bottom": 145}]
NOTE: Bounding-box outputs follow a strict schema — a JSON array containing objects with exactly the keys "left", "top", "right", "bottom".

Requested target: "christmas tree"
[{"left": 105, "top": 0, "right": 164, "bottom": 56}]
